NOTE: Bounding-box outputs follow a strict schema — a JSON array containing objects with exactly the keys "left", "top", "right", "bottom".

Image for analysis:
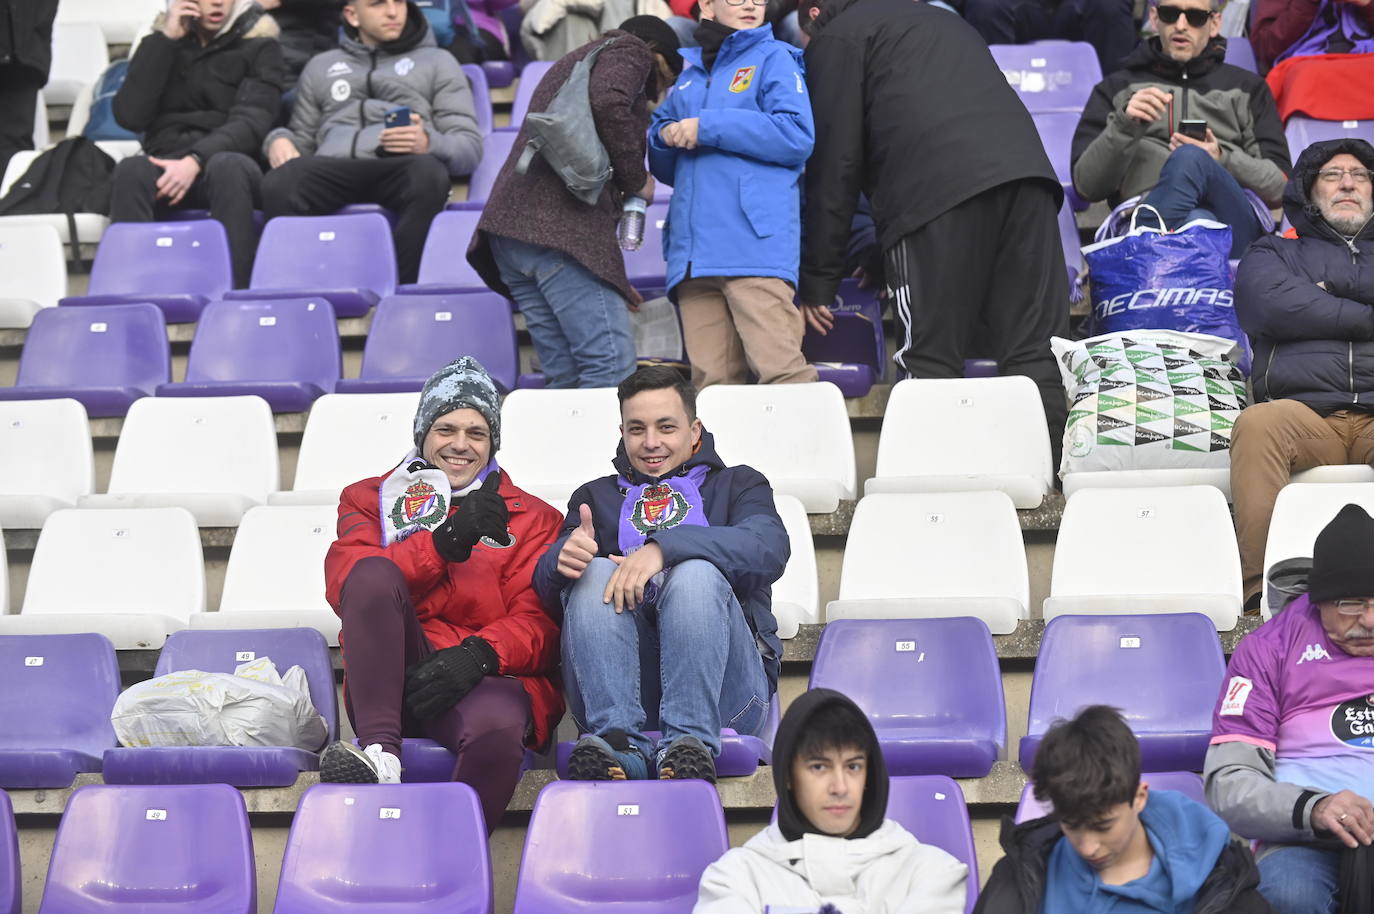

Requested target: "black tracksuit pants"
[{"left": 885, "top": 177, "right": 1070, "bottom": 456}]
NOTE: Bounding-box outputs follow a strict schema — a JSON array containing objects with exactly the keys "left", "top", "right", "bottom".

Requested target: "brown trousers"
[
  {"left": 677, "top": 275, "right": 818, "bottom": 388},
  {"left": 1231, "top": 400, "right": 1374, "bottom": 598}
]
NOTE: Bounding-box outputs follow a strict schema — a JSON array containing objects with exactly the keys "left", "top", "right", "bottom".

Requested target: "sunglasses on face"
[{"left": 1156, "top": 4, "right": 1215, "bottom": 27}]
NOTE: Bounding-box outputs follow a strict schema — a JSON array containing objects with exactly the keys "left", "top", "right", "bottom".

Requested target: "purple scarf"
[{"left": 617, "top": 463, "right": 711, "bottom": 554}]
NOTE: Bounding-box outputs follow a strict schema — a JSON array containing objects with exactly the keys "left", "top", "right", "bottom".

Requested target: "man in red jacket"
[{"left": 320, "top": 356, "right": 563, "bottom": 831}]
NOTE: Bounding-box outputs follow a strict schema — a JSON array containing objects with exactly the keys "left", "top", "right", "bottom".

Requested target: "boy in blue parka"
[{"left": 648, "top": 0, "right": 817, "bottom": 389}]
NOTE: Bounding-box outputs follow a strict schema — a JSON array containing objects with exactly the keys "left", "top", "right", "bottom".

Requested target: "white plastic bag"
[
  {"left": 111, "top": 656, "right": 328, "bottom": 751},
  {"left": 1054, "top": 329, "right": 1248, "bottom": 476}
]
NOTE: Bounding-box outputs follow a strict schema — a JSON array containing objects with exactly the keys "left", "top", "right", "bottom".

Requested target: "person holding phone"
[
  {"left": 261, "top": 0, "right": 482, "bottom": 283},
  {"left": 1070, "top": 0, "right": 1291, "bottom": 257},
  {"left": 110, "top": 0, "right": 285, "bottom": 287}
]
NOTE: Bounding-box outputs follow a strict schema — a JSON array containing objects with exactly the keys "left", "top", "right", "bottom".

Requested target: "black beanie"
[
  {"left": 618, "top": 15, "right": 683, "bottom": 77},
  {"left": 1307, "top": 504, "right": 1374, "bottom": 603}
]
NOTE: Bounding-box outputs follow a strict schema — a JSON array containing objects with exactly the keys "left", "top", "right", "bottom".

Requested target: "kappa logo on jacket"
[
  {"left": 395, "top": 57, "right": 415, "bottom": 77},
  {"left": 327, "top": 60, "right": 352, "bottom": 76},
  {"left": 729, "top": 66, "right": 756, "bottom": 93},
  {"left": 1297, "top": 643, "right": 1333, "bottom": 665}
]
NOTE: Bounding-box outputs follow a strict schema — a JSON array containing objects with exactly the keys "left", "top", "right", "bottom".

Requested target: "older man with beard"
[
  {"left": 1205, "top": 503, "right": 1374, "bottom": 914},
  {"left": 1229, "top": 138, "right": 1374, "bottom": 612}
]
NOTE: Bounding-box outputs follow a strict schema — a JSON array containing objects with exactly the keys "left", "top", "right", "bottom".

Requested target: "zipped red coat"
[{"left": 325, "top": 469, "right": 565, "bottom": 749}]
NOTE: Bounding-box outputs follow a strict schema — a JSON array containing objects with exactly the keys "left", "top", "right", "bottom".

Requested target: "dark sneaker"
[
  {"left": 320, "top": 741, "right": 402, "bottom": 784},
  {"left": 567, "top": 731, "right": 650, "bottom": 780},
  {"left": 657, "top": 735, "right": 716, "bottom": 783}
]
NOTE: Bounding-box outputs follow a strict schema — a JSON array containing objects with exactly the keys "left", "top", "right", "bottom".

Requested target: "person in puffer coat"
[
  {"left": 261, "top": 0, "right": 482, "bottom": 283},
  {"left": 1230, "top": 137, "right": 1374, "bottom": 608},
  {"left": 648, "top": 0, "right": 816, "bottom": 389},
  {"left": 692, "top": 688, "right": 968, "bottom": 914}
]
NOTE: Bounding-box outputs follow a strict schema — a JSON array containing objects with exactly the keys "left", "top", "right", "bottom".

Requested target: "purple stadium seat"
[
  {"left": 336, "top": 293, "right": 518, "bottom": 394},
  {"left": 1031, "top": 110, "right": 1089, "bottom": 211},
  {"left": 889, "top": 776, "right": 979, "bottom": 914},
  {"left": 0, "top": 303, "right": 168, "bottom": 417},
  {"left": 483, "top": 59, "right": 516, "bottom": 89},
  {"left": 1058, "top": 199, "right": 1083, "bottom": 288},
  {"left": 623, "top": 201, "right": 669, "bottom": 294},
  {"left": 40, "top": 783, "right": 254, "bottom": 914},
  {"left": 226, "top": 213, "right": 396, "bottom": 318},
  {"left": 1019, "top": 614, "right": 1226, "bottom": 773},
  {"left": 1285, "top": 115, "right": 1374, "bottom": 165},
  {"left": 0, "top": 633, "right": 120, "bottom": 788},
  {"left": 58, "top": 220, "right": 231, "bottom": 322},
  {"left": 963, "top": 359, "right": 999, "bottom": 378},
  {"left": 552, "top": 693, "right": 781, "bottom": 779},
  {"left": 1015, "top": 771, "right": 1205, "bottom": 823},
  {"left": 499, "top": 6, "right": 530, "bottom": 75},
  {"left": 460, "top": 130, "right": 518, "bottom": 207},
  {"left": 461, "top": 63, "right": 494, "bottom": 136},
  {"left": 990, "top": 40, "right": 1101, "bottom": 113},
  {"left": 802, "top": 278, "right": 885, "bottom": 397},
  {"left": 274, "top": 782, "right": 492, "bottom": 914},
  {"left": 102, "top": 628, "right": 336, "bottom": 787},
  {"left": 165, "top": 209, "right": 266, "bottom": 232},
  {"left": 0, "top": 791, "right": 15, "bottom": 914},
  {"left": 1223, "top": 36, "right": 1257, "bottom": 73},
  {"left": 155, "top": 297, "right": 341, "bottom": 412},
  {"left": 810, "top": 618, "right": 1006, "bottom": 778},
  {"left": 512, "top": 780, "right": 728, "bottom": 914},
  {"left": 397, "top": 209, "right": 487, "bottom": 294},
  {"left": 506, "top": 61, "right": 553, "bottom": 129},
  {"left": 336, "top": 204, "right": 397, "bottom": 226}
]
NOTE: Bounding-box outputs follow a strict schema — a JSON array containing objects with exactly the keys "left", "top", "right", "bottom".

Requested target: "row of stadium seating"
[{"left": 0, "top": 613, "right": 1223, "bottom": 791}]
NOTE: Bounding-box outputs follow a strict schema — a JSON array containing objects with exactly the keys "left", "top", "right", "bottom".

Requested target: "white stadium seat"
[
  {"left": 697, "top": 383, "right": 857, "bottom": 513},
  {"left": 0, "top": 398, "right": 95, "bottom": 529},
  {"left": 79, "top": 396, "right": 279, "bottom": 526},
  {"left": 866, "top": 376, "right": 1054, "bottom": 508},
  {"left": 1062, "top": 468, "right": 1233, "bottom": 501},
  {"left": 0, "top": 222, "right": 67, "bottom": 328},
  {"left": 1043, "top": 485, "right": 1242, "bottom": 630},
  {"left": 0, "top": 507, "right": 205, "bottom": 648},
  {"left": 193, "top": 504, "right": 342, "bottom": 643},
  {"left": 499, "top": 388, "right": 622, "bottom": 506},
  {"left": 56, "top": 0, "right": 163, "bottom": 44},
  {"left": 1, "top": 150, "right": 109, "bottom": 248},
  {"left": 47, "top": 22, "right": 109, "bottom": 107},
  {"left": 1264, "top": 482, "right": 1374, "bottom": 616},
  {"left": 1290, "top": 465, "right": 1374, "bottom": 485},
  {"left": 270, "top": 392, "right": 420, "bottom": 505},
  {"left": 0, "top": 525, "right": 7, "bottom": 615},
  {"left": 826, "top": 491, "right": 1028, "bottom": 635},
  {"left": 771, "top": 494, "right": 819, "bottom": 639}
]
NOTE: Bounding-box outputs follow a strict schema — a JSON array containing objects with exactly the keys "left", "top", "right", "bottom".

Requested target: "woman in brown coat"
[{"left": 468, "top": 17, "right": 681, "bottom": 388}]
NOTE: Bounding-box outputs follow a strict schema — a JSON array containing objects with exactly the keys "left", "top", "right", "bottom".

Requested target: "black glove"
[
  {"left": 404, "top": 636, "right": 499, "bottom": 719},
  {"left": 430, "top": 471, "right": 511, "bottom": 563}
]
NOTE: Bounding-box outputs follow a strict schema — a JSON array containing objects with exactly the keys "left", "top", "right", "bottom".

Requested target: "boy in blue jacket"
[{"left": 649, "top": 0, "right": 817, "bottom": 389}]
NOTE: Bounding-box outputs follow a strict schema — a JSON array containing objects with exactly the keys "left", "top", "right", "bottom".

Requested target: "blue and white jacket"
[{"left": 648, "top": 25, "right": 815, "bottom": 297}]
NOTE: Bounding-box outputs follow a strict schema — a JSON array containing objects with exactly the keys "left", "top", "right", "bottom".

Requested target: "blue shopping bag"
[{"left": 1083, "top": 206, "right": 1250, "bottom": 374}]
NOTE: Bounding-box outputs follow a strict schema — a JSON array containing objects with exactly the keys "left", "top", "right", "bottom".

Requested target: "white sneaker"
[{"left": 320, "top": 741, "right": 403, "bottom": 784}]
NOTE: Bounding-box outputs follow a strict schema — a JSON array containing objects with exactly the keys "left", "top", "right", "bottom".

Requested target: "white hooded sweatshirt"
[{"left": 692, "top": 819, "right": 968, "bottom": 914}]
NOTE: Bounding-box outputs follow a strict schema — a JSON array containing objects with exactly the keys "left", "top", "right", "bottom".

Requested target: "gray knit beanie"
[{"left": 413, "top": 356, "right": 502, "bottom": 451}]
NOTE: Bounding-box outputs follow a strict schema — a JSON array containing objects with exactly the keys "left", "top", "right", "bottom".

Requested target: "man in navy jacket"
[
  {"left": 533, "top": 366, "right": 788, "bottom": 783},
  {"left": 1231, "top": 137, "right": 1374, "bottom": 609}
]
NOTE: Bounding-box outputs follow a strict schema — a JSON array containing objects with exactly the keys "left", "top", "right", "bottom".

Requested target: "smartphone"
[
  {"left": 1179, "top": 119, "right": 1208, "bottom": 141},
  {"left": 384, "top": 106, "right": 411, "bottom": 129}
]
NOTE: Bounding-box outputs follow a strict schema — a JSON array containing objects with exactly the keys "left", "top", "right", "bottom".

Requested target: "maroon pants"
[{"left": 339, "top": 556, "right": 531, "bottom": 831}]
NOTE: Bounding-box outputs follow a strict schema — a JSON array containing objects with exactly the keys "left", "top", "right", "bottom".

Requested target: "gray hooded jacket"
[{"left": 265, "top": 3, "right": 482, "bottom": 175}]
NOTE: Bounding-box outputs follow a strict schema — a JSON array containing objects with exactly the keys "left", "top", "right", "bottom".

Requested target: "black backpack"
[{"left": 0, "top": 136, "right": 116, "bottom": 269}]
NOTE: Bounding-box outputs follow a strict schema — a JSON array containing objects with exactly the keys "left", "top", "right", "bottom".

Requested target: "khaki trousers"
[
  {"left": 1231, "top": 400, "right": 1374, "bottom": 598},
  {"left": 677, "top": 275, "right": 818, "bottom": 388}
]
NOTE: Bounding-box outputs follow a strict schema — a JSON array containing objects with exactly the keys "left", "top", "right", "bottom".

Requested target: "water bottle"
[{"left": 618, "top": 195, "right": 647, "bottom": 252}]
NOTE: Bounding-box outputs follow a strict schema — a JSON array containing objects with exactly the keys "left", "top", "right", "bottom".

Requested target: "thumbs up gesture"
[
  {"left": 557, "top": 503, "right": 600, "bottom": 579},
  {"left": 431, "top": 471, "right": 510, "bottom": 563}
]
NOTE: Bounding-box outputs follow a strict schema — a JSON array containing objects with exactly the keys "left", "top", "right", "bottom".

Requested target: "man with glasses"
[
  {"left": 1228, "top": 138, "right": 1374, "bottom": 616},
  {"left": 1071, "top": 0, "right": 1290, "bottom": 257},
  {"left": 1206, "top": 502, "right": 1374, "bottom": 914}
]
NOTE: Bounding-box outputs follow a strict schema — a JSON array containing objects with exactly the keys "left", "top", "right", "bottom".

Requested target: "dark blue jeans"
[
  {"left": 1256, "top": 844, "right": 1340, "bottom": 914},
  {"left": 1143, "top": 144, "right": 1265, "bottom": 258}
]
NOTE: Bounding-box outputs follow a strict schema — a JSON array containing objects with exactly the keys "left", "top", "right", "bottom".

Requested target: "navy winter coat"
[
  {"left": 532, "top": 428, "right": 788, "bottom": 689},
  {"left": 648, "top": 24, "right": 814, "bottom": 297},
  {"left": 1235, "top": 138, "right": 1374, "bottom": 413}
]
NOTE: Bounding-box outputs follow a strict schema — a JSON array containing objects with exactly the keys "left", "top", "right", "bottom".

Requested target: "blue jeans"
[
  {"left": 1256, "top": 844, "right": 1341, "bottom": 914},
  {"left": 1143, "top": 144, "right": 1264, "bottom": 258},
  {"left": 560, "top": 557, "right": 771, "bottom": 765},
  {"left": 489, "top": 235, "right": 636, "bottom": 388}
]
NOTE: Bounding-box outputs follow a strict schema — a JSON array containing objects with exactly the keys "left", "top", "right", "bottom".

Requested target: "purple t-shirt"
[{"left": 1211, "top": 596, "right": 1374, "bottom": 798}]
